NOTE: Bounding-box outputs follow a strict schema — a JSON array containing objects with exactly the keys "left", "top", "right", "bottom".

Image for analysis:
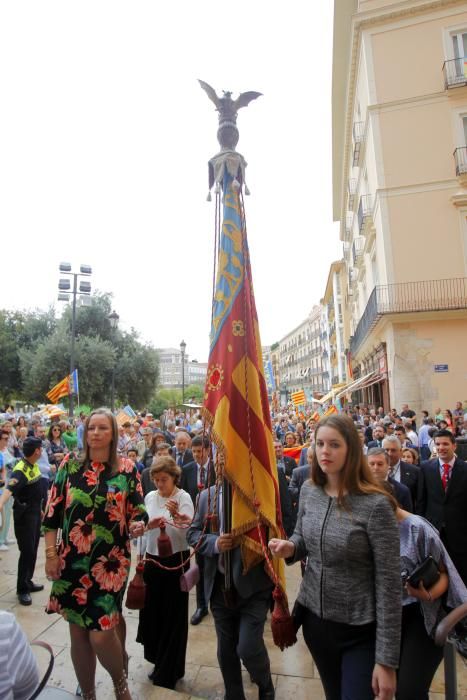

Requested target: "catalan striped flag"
[
  {"left": 46, "top": 375, "right": 71, "bottom": 403},
  {"left": 203, "top": 172, "right": 286, "bottom": 594},
  {"left": 291, "top": 389, "right": 306, "bottom": 407},
  {"left": 323, "top": 404, "right": 338, "bottom": 417},
  {"left": 46, "top": 369, "right": 79, "bottom": 404},
  {"left": 283, "top": 445, "right": 303, "bottom": 463}
]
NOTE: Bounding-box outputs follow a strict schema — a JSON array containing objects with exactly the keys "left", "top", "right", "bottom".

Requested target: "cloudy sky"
[{"left": 0, "top": 1, "right": 341, "bottom": 362}]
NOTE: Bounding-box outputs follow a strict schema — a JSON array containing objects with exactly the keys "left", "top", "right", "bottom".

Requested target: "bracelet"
[{"left": 45, "top": 552, "right": 59, "bottom": 560}]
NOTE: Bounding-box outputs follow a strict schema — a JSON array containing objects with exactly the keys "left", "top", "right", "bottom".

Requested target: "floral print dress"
[{"left": 43, "top": 454, "right": 146, "bottom": 630}]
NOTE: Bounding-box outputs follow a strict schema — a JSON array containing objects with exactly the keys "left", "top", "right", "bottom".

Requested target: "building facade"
[
  {"left": 278, "top": 306, "right": 325, "bottom": 397},
  {"left": 320, "top": 261, "right": 350, "bottom": 393},
  {"left": 157, "top": 347, "right": 207, "bottom": 388},
  {"left": 333, "top": 0, "right": 467, "bottom": 412}
]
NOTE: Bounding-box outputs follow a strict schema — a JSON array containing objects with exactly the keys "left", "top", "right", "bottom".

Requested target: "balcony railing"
[
  {"left": 443, "top": 57, "right": 467, "bottom": 89},
  {"left": 454, "top": 146, "right": 467, "bottom": 176},
  {"left": 352, "top": 237, "right": 365, "bottom": 266},
  {"left": 358, "top": 194, "right": 374, "bottom": 234},
  {"left": 352, "top": 122, "right": 365, "bottom": 167},
  {"left": 348, "top": 179, "right": 357, "bottom": 209},
  {"left": 350, "top": 278, "right": 467, "bottom": 354},
  {"left": 344, "top": 213, "right": 353, "bottom": 241}
]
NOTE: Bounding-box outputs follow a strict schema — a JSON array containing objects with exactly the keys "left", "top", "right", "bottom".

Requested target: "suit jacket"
[
  {"left": 180, "top": 460, "right": 216, "bottom": 506},
  {"left": 288, "top": 465, "right": 311, "bottom": 504},
  {"left": 278, "top": 456, "right": 298, "bottom": 479},
  {"left": 171, "top": 448, "right": 193, "bottom": 468},
  {"left": 388, "top": 477, "right": 412, "bottom": 512},
  {"left": 367, "top": 440, "right": 384, "bottom": 450},
  {"left": 277, "top": 468, "right": 294, "bottom": 537},
  {"left": 140, "top": 467, "right": 155, "bottom": 498},
  {"left": 398, "top": 461, "right": 420, "bottom": 509},
  {"left": 186, "top": 487, "right": 273, "bottom": 605},
  {"left": 417, "top": 457, "right": 467, "bottom": 553}
]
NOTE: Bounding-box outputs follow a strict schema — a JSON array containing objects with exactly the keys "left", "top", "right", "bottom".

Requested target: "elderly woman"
[
  {"left": 43, "top": 408, "right": 147, "bottom": 700},
  {"left": 136, "top": 456, "right": 194, "bottom": 690}
]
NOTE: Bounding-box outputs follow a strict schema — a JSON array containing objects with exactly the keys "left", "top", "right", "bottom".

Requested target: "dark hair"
[
  {"left": 192, "top": 435, "right": 210, "bottom": 449},
  {"left": 127, "top": 447, "right": 138, "bottom": 456},
  {"left": 82, "top": 408, "right": 120, "bottom": 473},
  {"left": 48, "top": 424, "right": 62, "bottom": 440},
  {"left": 150, "top": 455, "right": 181, "bottom": 485},
  {"left": 312, "top": 415, "right": 392, "bottom": 508},
  {"left": 434, "top": 429, "right": 456, "bottom": 444},
  {"left": 23, "top": 436, "right": 42, "bottom": 458},
  {"left": 395, "top": 425, "right": 406, "bottom": 434}
]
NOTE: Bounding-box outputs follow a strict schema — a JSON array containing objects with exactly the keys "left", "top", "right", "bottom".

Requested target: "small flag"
[
  {"left": 323, "top": 404, "right": 338, "bottom": 417},
  {"left": 283, "top": 445, "right": 303, "bottom": 463},
  {"left": 46, "top": 375, "right": 71, "bottom": 404},
  {"left": 123, "top": 405, "right": 136, "bottom": 418},
  {"left": 335, "top": 396, "right": 342, "bottom": 412},
  {"left": 70, "top": 369, "right": 79, "bottom": 395},
  {"left": 291, "top": 389, "right": 306, "bottom": 407}
]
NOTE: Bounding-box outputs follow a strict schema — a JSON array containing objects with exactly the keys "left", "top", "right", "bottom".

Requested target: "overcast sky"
[{"left": 0, "top": 1, "right": 341, "bottom": 362}]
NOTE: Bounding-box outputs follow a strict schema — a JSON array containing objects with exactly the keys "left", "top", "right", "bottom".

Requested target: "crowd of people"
[{"left": 0, "top": 399, "right": 466, "bottom": 699}]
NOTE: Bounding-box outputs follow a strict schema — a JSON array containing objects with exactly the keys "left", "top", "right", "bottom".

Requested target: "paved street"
[{"left": 1, "top": 538, "right": 466, "bottom": 699}]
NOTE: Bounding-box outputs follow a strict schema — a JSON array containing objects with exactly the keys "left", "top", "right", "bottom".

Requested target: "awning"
[
  {"left": 358, "top": 373, "right": 387, "bottom": 391},
  {"left": 321, "top": 382, "right": 347, "bottom": 403},
  {"left": 335, "top": 372, "right": 375, "bottom": 399}
]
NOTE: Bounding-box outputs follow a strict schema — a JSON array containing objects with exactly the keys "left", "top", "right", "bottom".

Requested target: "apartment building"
[
  {"left": 333, "top": 0, "right": 467, "bottom": 412},
  {"left": 157, "top": 347, "right": 207, "bottom": 388},
  {"left": 278, "top": 306, "right": 325, "bottom": 397},
  {"left": 320, "top": 260, "right": 350, "bottom": 396}
]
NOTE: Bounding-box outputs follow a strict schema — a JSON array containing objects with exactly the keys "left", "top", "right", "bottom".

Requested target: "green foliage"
[
  {"left": 92, "top": 525, "right": 114, "bottom": 544},
  {"left": 184, "top": 384, "right": 204, "bottom": 403},
  {"left": 149, "top": 388, "right": 182, "bottom": 417},
  {"left": 0, "top": 293, "right": 159, "bottom": 409},
  {"left": 51, "top": 579, "right": 72, "bottom": 596},
  {"left": 95, "top": 594, "right": 117, "bottom": 613},
  {"left": 72, "top": 556, "right": 91, "bottom": 571}
]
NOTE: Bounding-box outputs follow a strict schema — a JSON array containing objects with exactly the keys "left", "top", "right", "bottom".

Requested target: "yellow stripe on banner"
[{"left": 231, "top": 356, "right": 265, "bottom": 424}]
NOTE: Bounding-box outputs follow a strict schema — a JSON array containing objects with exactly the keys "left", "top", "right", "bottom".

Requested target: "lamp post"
[
  {"left": 57, "top": 263, "right": 92, "bottom": 417},
  {"left": 108, "top": 311, "right": 120, "bottom": 413},
  {"left": 180, "top": 339, "right": 186, "bottom": 403}
]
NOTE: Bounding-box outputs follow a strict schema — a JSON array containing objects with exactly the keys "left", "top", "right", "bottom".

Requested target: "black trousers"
[
  {"left": 396, "top": 603, "right": 443, "bottom": 700},
  {"left": 195, "top": 551, "right": 206, "bottom": 609},
  {"left": 210, "top": 573, "right": 272, "bottom": 700},
  {"left": 302, "top": 608, "right": 376, "bottom": 700},
  {"left": 14, "top": 507, "right": 42, "bottom": 594}
]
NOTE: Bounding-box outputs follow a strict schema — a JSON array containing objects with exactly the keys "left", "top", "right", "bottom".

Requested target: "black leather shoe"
[
  {"left": 29, "top": 583, "right": 44, "bottom": 593},
  {"left": 18, "top": 593, "right": 32, "bottom": 606},
  {"left": 190, "top": 607, "right": 208, "bottom": 625}
]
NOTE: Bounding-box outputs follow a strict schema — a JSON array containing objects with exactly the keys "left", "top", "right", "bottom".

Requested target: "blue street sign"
[{"left": 434, "top": 364, "right": 449, "bottom": 373}]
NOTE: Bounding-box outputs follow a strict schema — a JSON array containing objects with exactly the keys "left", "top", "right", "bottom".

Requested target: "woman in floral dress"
[{"left": 43, "top": 408, "right": 147, "bottom": 700}]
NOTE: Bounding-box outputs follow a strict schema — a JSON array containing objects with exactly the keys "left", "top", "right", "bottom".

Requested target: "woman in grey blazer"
[{"left": 269, "top": 415, "right": 401, "bottom": 700}]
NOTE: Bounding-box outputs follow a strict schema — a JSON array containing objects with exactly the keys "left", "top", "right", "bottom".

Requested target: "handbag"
[
  {"left": 179, "top": 557, "right": 200, "bottom": 592},
  {"left": 125, "top": 562, "right": 146, "bottom": 610},
  {"left": 407, "top": 555, "right": 440, "bottom": 590}
]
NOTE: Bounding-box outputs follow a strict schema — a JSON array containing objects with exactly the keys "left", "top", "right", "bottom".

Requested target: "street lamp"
[
  {"left": 180, "top": 339, "right": 186, "bottom": 403},
  {"left": 108, "top": 311, "right": 120, "bottom": 413},
  {"left": 57, "top": 263, "right": 92, "bottom": 417}
]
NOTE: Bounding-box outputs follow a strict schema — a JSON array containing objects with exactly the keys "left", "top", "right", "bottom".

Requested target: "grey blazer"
[
  {"left": 289, "top": 482, "right": 401, "bottom": 668},
  {"left": 187, "top": 487, "right": 273, "bottom": 604}
]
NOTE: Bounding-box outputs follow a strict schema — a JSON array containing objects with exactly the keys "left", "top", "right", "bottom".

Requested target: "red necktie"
[{"left": 442, "top": 463, "right": 451, "bottom": 491}]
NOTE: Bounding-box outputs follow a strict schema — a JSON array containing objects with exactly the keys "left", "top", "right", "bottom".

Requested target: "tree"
[{"left": 2, "top": 293, "right": 160, "bottom": 409}]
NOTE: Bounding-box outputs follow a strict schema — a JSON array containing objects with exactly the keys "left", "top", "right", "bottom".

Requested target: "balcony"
[
  {"left": 443, "top": 57, "right": 467, "bottom": 89},
  {"left": 344, "top": 213, "right": 353, "bottom": 241},
  {"left": 350, "top": 278, "right": 467, "bottom": 354},
  {"left": 352, "top": 122, "right": 365, "bottom": 167},
  {"left": 358, "top": 194, "right": 374, "bottom": 235},
  {"left": 454, "top": 146, "right": 467, "bottom": 177},
  {"left": 352, "top": 237, "right": 365, "bottom": 267},
  {"left": 348, "top": 179, "right": 357, "bottom": 210}
]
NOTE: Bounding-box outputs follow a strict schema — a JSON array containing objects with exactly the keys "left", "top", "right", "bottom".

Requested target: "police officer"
[{"left": 0, "top": 437, "right": 44, "bottom": 605}]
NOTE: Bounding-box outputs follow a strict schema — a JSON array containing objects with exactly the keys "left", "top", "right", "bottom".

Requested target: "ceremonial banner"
[
  {"left": 291, "top": 389, "right": 306, "bottom": 407},
  {"left": 203, "top": 173, "right": 286, "bottom": 591}
]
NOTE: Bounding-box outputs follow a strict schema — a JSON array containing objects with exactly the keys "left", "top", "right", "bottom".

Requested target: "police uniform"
[{"left": 7, "top": 459, "right": 43, "bottom": 595}]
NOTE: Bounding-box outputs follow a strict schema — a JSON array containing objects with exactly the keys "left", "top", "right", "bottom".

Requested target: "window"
[
  {"left": 463, "top": 115, "right": 467, "bottom": 145},
  {"left": 452, "top": 31, "right": 467, "bottom": 61}
]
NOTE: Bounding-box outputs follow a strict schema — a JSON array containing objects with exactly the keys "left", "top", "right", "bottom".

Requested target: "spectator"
[
  {"left": 0, "top": 610, "right": 39, "bottom": 699},
  {"left": 269, "top": 415, "right": 401, "bottom": 700}
]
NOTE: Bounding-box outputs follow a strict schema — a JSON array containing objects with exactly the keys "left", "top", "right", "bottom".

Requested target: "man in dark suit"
[
  {"left": 417, "top": 429, "right": 467, "bottom": 584},
  {"left": 367, "top": 423, "right": 386, "bottom": 449},
  {"left": 367, "top": 448, "right": 413, "bottom": 511},
  {"left": 187, "top": 485, "right": 275, "bottom": 700},
  {"left": 171, "top": 430, "right": 193, "bottom": 467},
  {"left": 273, "top": 440, "right": 297, "bottom": 480},
  {"left": 180, "top": 434, "right": 216, "bottom": 626},
  {"left": 383, "top": 435, "right": 420, "bottom": 509}
]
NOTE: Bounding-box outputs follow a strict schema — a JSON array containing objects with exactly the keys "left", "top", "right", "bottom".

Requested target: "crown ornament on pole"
[{"left": 199, "top": 79, "right": 262, "bottom": 199}]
